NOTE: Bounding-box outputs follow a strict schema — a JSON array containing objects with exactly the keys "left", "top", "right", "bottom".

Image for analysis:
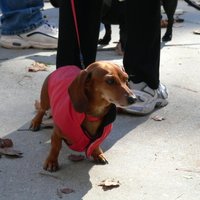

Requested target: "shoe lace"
[{"left": 44, "top": 21, "right": 58, "bottom": 32}]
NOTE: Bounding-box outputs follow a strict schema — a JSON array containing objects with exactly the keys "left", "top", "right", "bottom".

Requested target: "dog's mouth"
[
  {"left": 107, "top": 98, "right": 121, "bottom": 106},
  {"left": 108, "top": 99, "right": 130, "bottom": 107},
  {"left": 109, "top": 95, "right": 137, "bottom": 107}
]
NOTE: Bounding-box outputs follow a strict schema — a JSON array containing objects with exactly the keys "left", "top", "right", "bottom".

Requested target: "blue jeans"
[{"left": 0, "top": 0, "right": 44, "bottom": 35}]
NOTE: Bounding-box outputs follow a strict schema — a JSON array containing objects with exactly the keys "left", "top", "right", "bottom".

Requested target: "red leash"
[{"left": 70, "top": 0, "right": 85, "bottom": 68}]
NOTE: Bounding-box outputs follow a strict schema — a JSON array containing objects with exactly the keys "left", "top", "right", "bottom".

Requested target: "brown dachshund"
[{"left": 30, "top": 61, "right": 136, "bottom": 172}]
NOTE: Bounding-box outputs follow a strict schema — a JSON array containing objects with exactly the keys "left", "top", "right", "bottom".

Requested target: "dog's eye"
[{"left": 106, "top": 78, "right": 115, "bottom": 85}]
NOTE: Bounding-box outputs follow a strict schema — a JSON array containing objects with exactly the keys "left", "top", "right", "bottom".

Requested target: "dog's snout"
[{"left": 127, "top": 96, "right": 137, "bottom": 105}]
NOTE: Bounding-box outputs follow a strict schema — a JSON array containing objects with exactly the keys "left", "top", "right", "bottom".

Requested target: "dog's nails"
[
  {"left": 97, "top": 156, "right": 109, "bottom": 165},
  {"left": 104, "top": 159, "right": 109, "bottom": 164},
  {"left": 29, "top": 125, "right": 41, "bottom": 132},
  {"left": 43, "top": 162, "right": 59, "bottom": 172},
  {"left": 102, "top": 158, "right": 109, "bottom": 165},
  {"left": 46, "top": 166, "right": 54, "bottom": 172},
  {"left": 47, "top": 167, "right": 52, "bottom": 172},
  {"left": 34, "top": 126, "right": 41, "bottom": 131},
  {"left": 100, "top": 154, "right": 109, "bottom": 164},
  {"left": 48, "top": 166, "right": 58, "bottom": 172}
]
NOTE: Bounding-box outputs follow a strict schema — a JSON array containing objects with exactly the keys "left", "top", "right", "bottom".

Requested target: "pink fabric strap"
[{"left": 71, "top": 0, "right": 81, "bottom": 49}]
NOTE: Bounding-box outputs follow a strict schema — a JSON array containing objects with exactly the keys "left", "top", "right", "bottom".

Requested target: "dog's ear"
[{"left": 68, "top": 70, "right": 89, "bottom": 113}]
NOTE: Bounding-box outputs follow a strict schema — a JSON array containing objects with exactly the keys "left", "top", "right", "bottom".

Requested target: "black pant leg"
[
  {"left": 56, "top": 0, "right": 102, "bottom": 69},
  {"left": 123, "top": 0, "right": 161, "bottom": 89},
  {"left": 78, "top": 0, "right": 103, "bottom": 67},
  {"left": 56, "top": 0, "right": 79, "bottom": 68}
]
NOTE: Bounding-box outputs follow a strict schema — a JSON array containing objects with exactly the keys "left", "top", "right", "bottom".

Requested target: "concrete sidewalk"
[{"left": 0, "top": 1, "right": 200, "bottom": 200}]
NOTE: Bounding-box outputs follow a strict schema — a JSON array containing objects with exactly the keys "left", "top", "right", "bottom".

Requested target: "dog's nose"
[{"left": 127, "top": 96, "right": 137, "bottom": 105}]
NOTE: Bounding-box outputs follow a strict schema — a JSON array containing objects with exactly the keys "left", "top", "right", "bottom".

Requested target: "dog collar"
[{"left": 86, "top": 115, "right": 102, "bottom": 122}]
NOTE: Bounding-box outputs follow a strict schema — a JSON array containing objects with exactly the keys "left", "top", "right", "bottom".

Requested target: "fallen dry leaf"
[
  {"left": 0, "top": 138, "right": 13, "bottom": 148},
  {"left": 60, "top": 188, "right": 75, "bottom": 194},
  {"left": 56, "top": 187, "right": 74, "bottom": 198},
  {"left": 28, "top": 61, "right": 49, "bottom": 72},
  {"left": 0, "top": 148, "right": 23, "bottom": 158},
  {"left": 68, "top": 154, "right": 85, "bottom": 162},
  {"left": 98, "top": 178, "right": 120, "bottom": 191},
  {"left": 151, "top": 115, "right": 165, "bottom": 121}
]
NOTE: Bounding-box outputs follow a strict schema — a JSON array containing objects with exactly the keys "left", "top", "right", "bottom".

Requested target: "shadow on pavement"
[{"left": 0, "top": 110, "right": 148, "bottom": 199}]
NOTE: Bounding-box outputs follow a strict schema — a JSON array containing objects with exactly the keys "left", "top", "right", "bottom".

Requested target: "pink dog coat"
[{"left": 48, "top": 66, "right": 116, "bottom": 158}]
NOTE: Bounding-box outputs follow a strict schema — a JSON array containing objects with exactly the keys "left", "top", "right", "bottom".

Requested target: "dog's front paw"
[
  {"left": 43, "top": 159, "right": 59, "bottom": 172},
  {"left": 29, "top": 119, "right": 41, "bottom": 131},
  {"left": 93, "top": 154, "right": 108, "bottom": 165}
]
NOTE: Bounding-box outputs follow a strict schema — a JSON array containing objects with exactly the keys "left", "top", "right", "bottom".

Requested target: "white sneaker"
[
  {"left": 122, "top": 82, "right": 168, "bottom": 115},
  {"left": 0, "top": 23, "right": 58, "bottom": 49}
]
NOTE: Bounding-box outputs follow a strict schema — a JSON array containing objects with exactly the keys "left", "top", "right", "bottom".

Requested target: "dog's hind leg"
[
  {"left": 30, "top": 76, "right": 50, "bottom": 131},
  {"left": 162, "top": 0, "right": 178, "bottom": 41}
]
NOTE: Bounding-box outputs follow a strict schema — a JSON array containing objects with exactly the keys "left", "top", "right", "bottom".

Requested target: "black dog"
[
  {"left": 161, "top": 0, "right": 178, "bottom": 42},
  {"left": 99, "top": 0, "right": 179, "bottom": 46},
  {"left": 48, "top": 0, "right": 178, "bottom": 44},
  {"left": 98, "top": 0, "right": 126, "bottom": 54}
]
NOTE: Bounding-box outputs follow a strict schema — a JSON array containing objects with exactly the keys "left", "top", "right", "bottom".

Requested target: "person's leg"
[
  {"left": 56, "top": 0, "right": 103, "bottom": 68},
  {"left": 118, "top": 0, "right": 126, "bottom": 53},
  {"left": 122, "top": 0, "right": 168, "bottom": 115},
  {"left": 0, "top": 0, "right": 44, "bottom": 35},
  {"left": 49, "top": 0, "right": 60, "bottom": 8},
  {"left": 0, "top": 0, "right": 58, "bottom": 49},
  {"left": 115, "top": 0, "right": 126, "bottom": 54},
  {"left": 124, "top": 0, "right": 160, "bottom": 89}
]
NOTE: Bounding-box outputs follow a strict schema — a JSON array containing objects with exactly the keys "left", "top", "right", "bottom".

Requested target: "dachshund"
[{"left": 30, "top": 61, "right": 136, "bottom": 172}]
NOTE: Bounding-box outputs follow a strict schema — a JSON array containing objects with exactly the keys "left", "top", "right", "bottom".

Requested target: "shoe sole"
[
  {"left": 121, "top": 98, "right": 168, "bottom": 115},
  {"left": 0, "top": 39, "right": 57, "bottom": 49}
]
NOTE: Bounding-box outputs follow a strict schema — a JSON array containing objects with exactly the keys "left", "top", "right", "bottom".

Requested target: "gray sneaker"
[
  {"left": 0, "top": 23, "right": 58, "bottom": 49},
  {"left": 122, "top": 82, "right": 168, "bottom": 115}
]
